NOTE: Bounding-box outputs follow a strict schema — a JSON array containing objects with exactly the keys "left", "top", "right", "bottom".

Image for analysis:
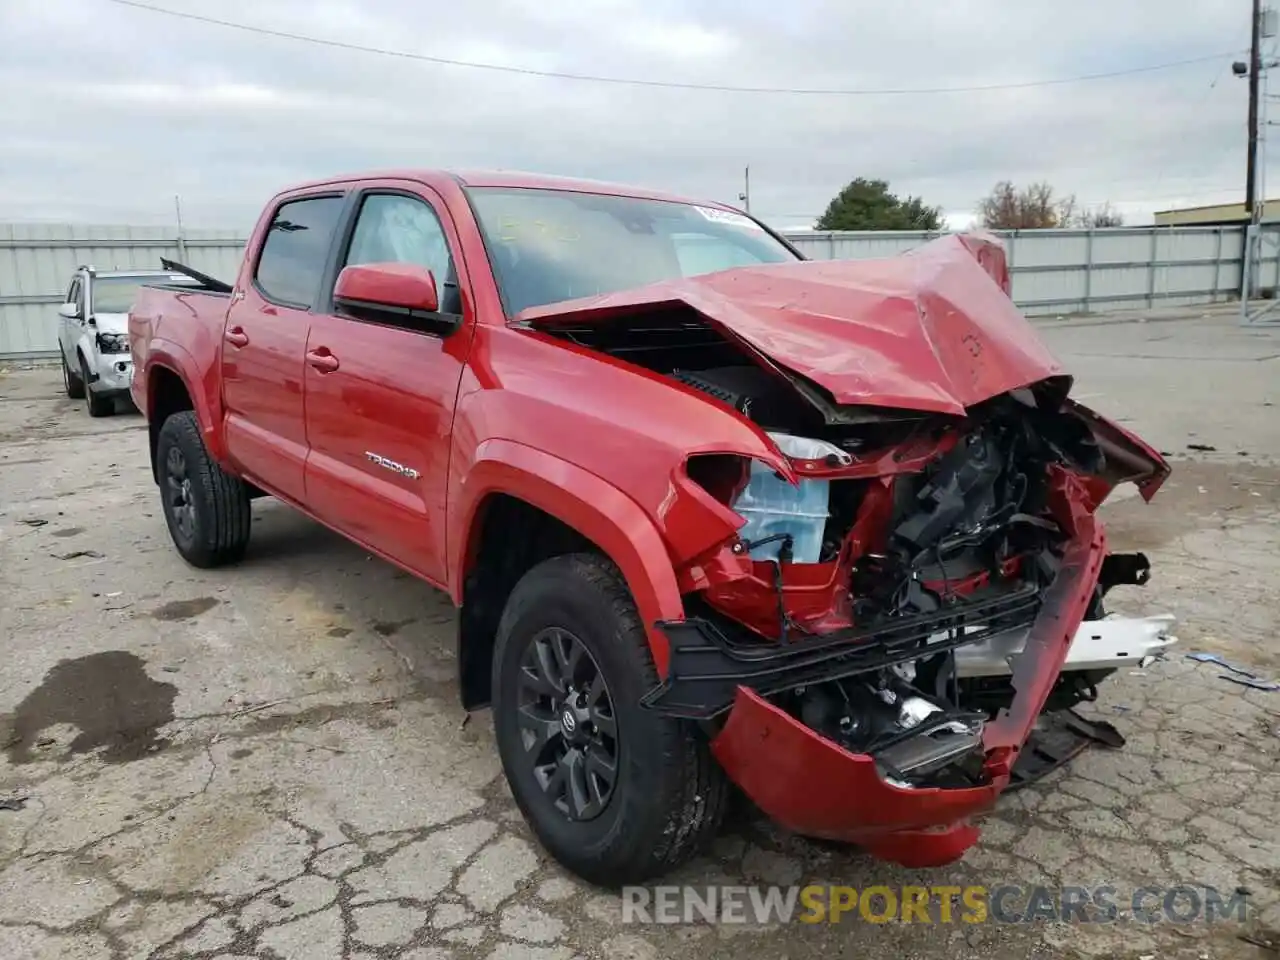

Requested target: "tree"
[
  {"left": 977, "top": 181, "right": 1124, "bottom": 229},
  {"left": 816, "top": 178, "right": 944, "bottom": 231},
  {"left": 977, "top": 180, "right": 1078, "bottom": 229},
  {"left": 1078, "top": 202, "right": 1125, "bottom": 228}
]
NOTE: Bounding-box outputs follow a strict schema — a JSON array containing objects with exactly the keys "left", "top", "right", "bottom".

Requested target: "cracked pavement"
[{"left": 1, "top": 305, "right": 1278, "bottom": 959}]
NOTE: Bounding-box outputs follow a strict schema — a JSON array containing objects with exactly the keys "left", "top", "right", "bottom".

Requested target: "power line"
[
  {"left": 106, "top": 0, "right": 1241, "bottom": 97},
  {"left": 1142, "top": 55, "right": 1239, "bottom": 209}
]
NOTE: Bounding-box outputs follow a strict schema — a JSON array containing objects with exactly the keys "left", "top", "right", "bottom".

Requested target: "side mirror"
[
  {"left": 58, "top": 303, "right": 80, "bottom": 320},
  {"left": 334, "top": 263, "right": 440, "bottom": 315}
]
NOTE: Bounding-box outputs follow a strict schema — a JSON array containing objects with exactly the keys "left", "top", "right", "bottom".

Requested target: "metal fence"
[
  {"left": 3, "top": 221, "right": 1277, "bottom": 359},
  {"left": 788, "top": 224, "right": 1280, "bottom": 316},
  {"left": 0, "top": 223, "right": 245, "bottom": 359}
]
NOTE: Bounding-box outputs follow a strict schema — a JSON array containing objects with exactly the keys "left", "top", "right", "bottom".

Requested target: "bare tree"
[
  {"left": 977, "top": 181, "right": 1085, "bottom": 229},
  {"left": 1078, "top": 202, "right": 1125, "bottom": 228},
  {"left": 978, "top": 181, "right": 1021, "bottom": 229}
]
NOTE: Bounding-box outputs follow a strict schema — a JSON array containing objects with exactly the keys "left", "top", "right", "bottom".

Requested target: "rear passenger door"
[
  {"left": 303, "top": 184, "right": 474, "bottom": 585},
  {"left": 221, "top": 193, "right": 345, "bottom": 504}
]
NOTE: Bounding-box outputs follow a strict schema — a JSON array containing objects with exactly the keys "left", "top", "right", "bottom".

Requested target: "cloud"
[{"left": 0, "top": 0, "right": 1257, "bottom": 229}]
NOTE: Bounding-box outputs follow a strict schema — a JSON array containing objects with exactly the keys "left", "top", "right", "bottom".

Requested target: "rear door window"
[{"left": 254, "top": 196, "right": 345, "bottom": 307}]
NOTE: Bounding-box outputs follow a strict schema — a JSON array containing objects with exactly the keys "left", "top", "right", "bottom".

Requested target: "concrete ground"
[{"left": 1, "top": 303, "right": 1278, "bottom": 960}]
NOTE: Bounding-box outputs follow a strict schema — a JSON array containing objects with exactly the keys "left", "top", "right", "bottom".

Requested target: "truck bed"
[{"left": 128, "top": 284, "right": 231, "bottom": 416}]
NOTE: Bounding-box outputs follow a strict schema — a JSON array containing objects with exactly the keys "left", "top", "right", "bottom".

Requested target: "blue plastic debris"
[
  {"left": 1185, "top": 652, "right": 1278, "bottom": 691},
  {"left": 1222, "top": 676, "right": 1280, "bottom": 692},
  {"left": 1185, "top": 652, "right": 1258, "bottom": 678}
]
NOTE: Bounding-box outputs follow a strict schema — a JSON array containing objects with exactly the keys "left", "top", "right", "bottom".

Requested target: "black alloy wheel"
[
  {"left": 154, "top": 411, "right": 251, "bottom": 568},
  {"left": 491, "top": 553, "right": 730, "bottom": 887},
  {"left": 164, "top": 444, "right": 197, "bottom": 547},
  {"left": 517, "top": 626, "right": 619, "bottom": 821}
]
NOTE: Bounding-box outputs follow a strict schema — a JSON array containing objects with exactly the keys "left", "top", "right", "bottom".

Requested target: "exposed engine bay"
[
  {"left": 536, "top": 310, "right": 1173, "bottom": 793},
  {"left": 675, "top": 363, "right": 1131, "bottom": 785}
]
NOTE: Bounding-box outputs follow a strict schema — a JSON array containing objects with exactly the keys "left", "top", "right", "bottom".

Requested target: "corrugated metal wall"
[
  {"left": 3, "top": 222, "right": 1276, "bottom": 358},
  {"left": 0, "top": 223, "right": 245, "bottom": 359},
  {"left": 787, "top": 225, "right": 1280, "bottom": 316}
]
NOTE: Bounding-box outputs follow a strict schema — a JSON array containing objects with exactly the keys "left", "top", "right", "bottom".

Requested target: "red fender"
[
  {"left": 451, "top": 439, "right": 685, "bottom": 675},
  {"left": 140, "top": 340, "right": 229, "bottom": 466}
]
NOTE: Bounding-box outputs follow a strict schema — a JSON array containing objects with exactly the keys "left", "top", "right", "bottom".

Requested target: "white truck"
[{"left": 56, "top": 265, "right": 198, "bottom": 416}]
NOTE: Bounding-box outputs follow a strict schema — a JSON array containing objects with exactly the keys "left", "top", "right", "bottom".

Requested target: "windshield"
[
  {"left": 91, "top": 275, "right": 196, "bottom": 313},
  {"left": 466, "top": 187, "right": 799, "bottom": 316}
]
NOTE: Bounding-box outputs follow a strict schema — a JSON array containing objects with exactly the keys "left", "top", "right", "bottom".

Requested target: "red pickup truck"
[{"left": 129, "top": 169, "right": 1174, "bottom": 886}]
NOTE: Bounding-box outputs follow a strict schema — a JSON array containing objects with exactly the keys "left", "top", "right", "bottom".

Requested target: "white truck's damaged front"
[{"left": 520, "top": 230, "right": 1174, "bottom": 866}]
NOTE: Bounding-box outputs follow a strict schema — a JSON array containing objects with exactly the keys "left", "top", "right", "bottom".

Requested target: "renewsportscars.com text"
[{"left": 621, "top": 884, "right": 1250, "bottom": 925}]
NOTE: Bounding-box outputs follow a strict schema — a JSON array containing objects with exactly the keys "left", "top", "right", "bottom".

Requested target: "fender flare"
[
  {"left": 451, "top": 439, "right": 685, "bottom": 676},
  {"left": 143, "top": 340, "right": 229, "bottom": 465}
]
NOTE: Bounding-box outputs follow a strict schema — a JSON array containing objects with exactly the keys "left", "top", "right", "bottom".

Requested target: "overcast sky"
[{"left": 0, "top": 0, "right": 1260, "bottom": 231}]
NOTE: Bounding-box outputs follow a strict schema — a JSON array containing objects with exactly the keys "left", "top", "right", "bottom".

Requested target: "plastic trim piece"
[{"left": 642, "top": 583, "right": 1042, "bottom": 720}]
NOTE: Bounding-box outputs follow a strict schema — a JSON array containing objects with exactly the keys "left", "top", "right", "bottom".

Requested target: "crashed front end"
[
  {"left": 652, "top": 388, "right": 1172, "bottom": 865},
  {"left": 524, "top": 232, "right": 1174, "bottom": 866}
]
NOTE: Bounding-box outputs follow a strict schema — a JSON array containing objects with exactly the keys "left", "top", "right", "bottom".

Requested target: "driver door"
[{"left": 303, "top": 183, "right": 474, "bottom": 586}]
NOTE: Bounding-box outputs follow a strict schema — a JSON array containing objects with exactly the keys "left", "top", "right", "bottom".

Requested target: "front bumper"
[
  {"left": 90, "top": 354, "right": 134, "bottom": 393},
  {"left": 712, "top": 686, "right": 995, "bottom": 865},
  {"left": 693, "top": 519, "right": 1109, "bottom": 867},
  {"left": 643, "top": 583, "right": 1043, "bottom": 721}
]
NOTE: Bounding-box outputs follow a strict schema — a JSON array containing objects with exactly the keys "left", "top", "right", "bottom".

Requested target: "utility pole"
[
  {"left": 1237, "top": 3, "right": 1280, "bottom": 322},
  {"left": 174, "top": 194, "right": 187, "bottom": 262},
  {"left": 738, "top": 165, "right": 751, "bottom": 213},
  {"left": 1248, "top": 0, "right": 1263, "bottom": 215}
]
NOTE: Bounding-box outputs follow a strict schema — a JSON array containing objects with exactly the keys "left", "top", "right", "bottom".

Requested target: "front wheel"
[
  {"left": 492, "top": 553, "right": 729, "bottom": 887},
  {"left": 155, "top": 411, "right": 251, "bottom": 568},
  {"left": 61, "top": 353, "right": 85, "bottom": 399},
  {"left": 81, "top": 358, "right": 113, "bottom": 417}
]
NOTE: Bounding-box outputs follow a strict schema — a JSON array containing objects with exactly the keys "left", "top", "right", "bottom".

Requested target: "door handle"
[
  {"left": 307, "top": 348, "right": 340, "bottom": 373},
  {"left": 224, "top": 327, "right": 249, "bottom": 348}
]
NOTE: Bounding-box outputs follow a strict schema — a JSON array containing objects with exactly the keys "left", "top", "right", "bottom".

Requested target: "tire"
[
  {"left": 81, "top": 357, "right": 113, "bottom": 417},
  {"left": 492, "top": 553, "right": 729, "bottom": 887},
  {"left": 62, "top": 353, "right": 85, "bottom": 399},
  {"left": 155, "top": 410, "right": 251, "bottom": 568}
]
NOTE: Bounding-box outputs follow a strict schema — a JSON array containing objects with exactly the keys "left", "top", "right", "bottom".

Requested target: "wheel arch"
[
  {"left": 451, "top": 440, "right": 685, "bottom": 711},
  {"left": 141, "top": 348, "right": 227, "bottom": 484}
]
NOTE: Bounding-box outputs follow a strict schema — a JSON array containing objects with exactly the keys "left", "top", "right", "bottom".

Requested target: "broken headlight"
[
  {"left": 95, "top": 331, "right": 129, "bottom": 354},
  {"left": 732, "top": 434, "right": 851, "bottom": 564}
]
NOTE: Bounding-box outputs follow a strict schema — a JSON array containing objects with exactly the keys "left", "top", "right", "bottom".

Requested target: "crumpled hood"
[
  {"left": 91, "top": 312, "right": 130, "bottom": 337},
  {"left": 519, "top": 232, "right": 1064, "bottom": 416}
]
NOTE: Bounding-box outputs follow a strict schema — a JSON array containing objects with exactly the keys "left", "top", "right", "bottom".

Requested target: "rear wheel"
[
  {"left": 156, "top": 411, "right": 251, "bottom": 568},
  {"left": 62, "top": 353, "right": 84, "bottom": 399},
  {"left": 81, "top": 357, "right": 113, "bottom": 417},
  {"left": 492, "top": 553, "right": 729, "bottom": 887}
]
